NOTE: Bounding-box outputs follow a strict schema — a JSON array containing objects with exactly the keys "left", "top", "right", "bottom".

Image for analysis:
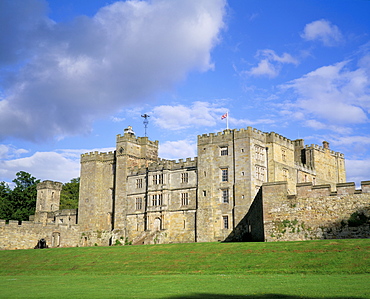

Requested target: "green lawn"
[{"left": 0, "top": 239, "right": 369, "bottom": 298}]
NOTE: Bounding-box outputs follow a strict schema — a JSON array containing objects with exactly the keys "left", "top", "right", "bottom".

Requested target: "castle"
[{"left": 1, "top": 126, "right": 369, "bottom": 250}]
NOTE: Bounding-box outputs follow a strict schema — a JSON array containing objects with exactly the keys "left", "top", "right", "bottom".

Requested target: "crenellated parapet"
[
  {"left": 266, "top": 131, "right": 294, "bottom": 148},
  {"left": 198, "top": 129, "right": 234, "bottom": 145},
  {"left": 81, "top": 151, "right": 115, "bottom": 163},
  {"left": 116, "top": 134, "right": 159, "bottom": 148},
  {"left": 305, "top": 144, "right": 344, "bottom": 158},
  {"left": 234, "top": 127, "right": 266, "bottom": 140},
  {"left": 267, "top": 181, "right": 370, "bottom": 198},
  {"left": 36, "top": 180, "right": 62, "bottom": 191},
  {"left": 128, "top": 157, "right": 198, "bottom": 175},
  {"left": 198, "top": 126, "right": 267, "bottom": 145}
]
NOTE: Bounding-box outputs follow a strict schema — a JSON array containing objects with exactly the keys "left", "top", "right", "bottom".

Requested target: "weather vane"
[{"left": 141, "top": 114, "right": 150, "bottom": 137}]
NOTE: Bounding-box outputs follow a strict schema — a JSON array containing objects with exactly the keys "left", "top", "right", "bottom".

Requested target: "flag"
[{"left": 221, "top": 112, "right": 228, "bottom": 120}]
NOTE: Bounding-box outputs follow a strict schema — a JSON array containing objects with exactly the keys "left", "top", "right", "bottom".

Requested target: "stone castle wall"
[
  {"left": 262, "top": 181, "right": 370, "bottom": 241},
  {"left": 0, "top": 220, "right": 81, "bottom": 250}
]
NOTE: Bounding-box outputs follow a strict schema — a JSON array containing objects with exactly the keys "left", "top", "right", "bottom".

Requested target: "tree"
[
  {"left": 60, "top": 177, "right": 79, "bottom": 209},
  {"left": 8, "top": 171, "right": 40, "bottom": 221},
  {"left": 0, "top": 181, "right": 12, "bottom": 220}
]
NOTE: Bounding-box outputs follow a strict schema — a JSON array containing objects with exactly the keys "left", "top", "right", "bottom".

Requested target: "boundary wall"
[{"left": 262, "top": 181, "right": 370, "bottom": 241}]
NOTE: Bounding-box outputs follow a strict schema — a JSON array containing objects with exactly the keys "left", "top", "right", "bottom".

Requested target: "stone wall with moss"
[{"left": 263, "top": 181, "right": 370, "bottom": 241}]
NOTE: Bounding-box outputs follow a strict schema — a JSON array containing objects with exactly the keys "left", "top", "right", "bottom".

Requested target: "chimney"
[{"left": 322, "top": 141, "right": 329, "bottom": 149}]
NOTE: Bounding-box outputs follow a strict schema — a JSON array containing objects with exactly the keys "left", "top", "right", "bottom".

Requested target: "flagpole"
[{"left": 226, "top": 112, "right": 229, "bottom": 130}]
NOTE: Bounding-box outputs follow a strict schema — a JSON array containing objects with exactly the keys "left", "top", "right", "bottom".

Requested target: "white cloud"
[
  {"left": 246, "top": 49, "right": 298, "bottom": 78},
  {"left": 152, "top": 101, "right": 227, "bottom": 130},
  {"left": 301, "top": 19, "right": 343, "bottom": 46},
  {"left": 248, "top": 59, "right": 278, "bottom": 78},
  {"left": 0, "top": 145, "right": 29, "bottom": 160},
  {"left": 330, "top": 135, "right": 370, "bottom": 147},
  {"left": 303, "top": 120, "right": 352, "bottom": 135},
  {"left": 0, "top": 0, "right": 226, "bottom": 142},
  {"left": 281, "top": 57, "right": 370, "bottom": 126},
  {"left": 159, "top": 139, "right": 197, "bottom": 160},
  {"left": 0, "top": 147, "right": 115, "bottom": 184},
  {"left": 346, "top": 159, "right": 370, "bottom": 185},
  {"left": 0, "top": 151, "right": 80, "bottom": 184}
]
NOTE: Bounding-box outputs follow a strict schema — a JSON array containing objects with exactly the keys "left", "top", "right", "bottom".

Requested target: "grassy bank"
[{"left": 0, "top": 239, "right": 369, "bottom": 298}]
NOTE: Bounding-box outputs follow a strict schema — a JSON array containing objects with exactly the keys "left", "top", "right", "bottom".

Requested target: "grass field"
[{"left": 0, "top": 239, "right": 369, "bottom": 298}]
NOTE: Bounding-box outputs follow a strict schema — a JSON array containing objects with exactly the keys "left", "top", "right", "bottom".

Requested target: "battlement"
[
  {"left": 198, "top": 126, "right": 268, "bottom": 145},
  {"left": 198, "top": 129, "right": 234, "bottom": 144},
  {"left": 264, "top": 181, "right": 370, "bottom": 198},
  {"left": 234, "top": 127, "right": 266, "bottom": 140},
  {"left": 128, "top": 157, "right": 198, "bottom": 176},
  {"left": 116, "top": 134, "right": 159, "bottom": 147},
  {"left": 266, "top": 131, "right": 294, "bottom": 147},
  {"left": 0, "top": 219, "right": 45, "bottom": 228},
  {"left": 81, "top": 151, "right": 115, "bottom": 162},
  {"left": 305, "top": 144, "right": 344, "bottom": 158},
  {"left": 36, "top": 180, "right": 63, "bottom": 191}
]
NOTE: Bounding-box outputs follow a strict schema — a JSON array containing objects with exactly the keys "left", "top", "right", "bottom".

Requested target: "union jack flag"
[{"left": 221, "top": 112, "right": 228, "bottom": 120}]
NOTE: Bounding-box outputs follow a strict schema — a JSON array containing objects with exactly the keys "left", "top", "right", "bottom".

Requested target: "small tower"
[{"left": 34, "top": 180, "right": 62, "bottom": 224}]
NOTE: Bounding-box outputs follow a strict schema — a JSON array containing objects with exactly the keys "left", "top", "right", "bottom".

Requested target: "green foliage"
[
  {"left": 347, "top": 211, "right": 369, "bottom": 227},
  {"left": 114, "top": 239, "right": 122, "bottom": 246},
  {"left": 0, "top": 181, "right": 12, "bottom": 220},
  {"left": 0, "top": 171, "right": 40, "bottom": 221},
  {"left": 60, "top": 178, "right": 79, "bottom": 209}
]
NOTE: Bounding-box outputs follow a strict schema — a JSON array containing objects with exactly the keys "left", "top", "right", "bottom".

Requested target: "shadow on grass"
[{"left": 166, "top": 294, "right": 365, "bottom": 299}]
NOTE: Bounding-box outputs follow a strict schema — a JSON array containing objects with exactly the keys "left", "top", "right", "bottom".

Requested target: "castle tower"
[
  {"left": 34, "top": 180, "right": 62, "bottom": 224},
  {"left": 196, "top": 127, "right": 268, "bottom": 242},
  {"left": 78, "top": 151, "right": 115, "bottom": 231},
  {"left": 113, "top": 126, "right": 159, "bottom": 235}
]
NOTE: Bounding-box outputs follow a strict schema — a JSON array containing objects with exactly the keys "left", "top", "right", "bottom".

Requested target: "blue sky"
[{"left": 1, "top": 0, "right": 370, "bottom": 186}]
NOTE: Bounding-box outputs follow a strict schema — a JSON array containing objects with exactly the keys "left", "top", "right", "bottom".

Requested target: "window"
[
  {"left": 181, "top": 193, "right": 189, "bottom": 206},
  {"left": 221, "top": 189, "right": 229, "bottom": 203},
  {"left": 220, "top": 146, "right": 228, "bottom": 156},
  {"left": 181, "top": 172, "right": 189, "bottom": 183},
  {"left": 255, "top": 145, "right": 265, "bottom": 161},
  {"left": 222, "top": 216, "right": 229, "bottom": 229},
  {"left": 136, "top": 178, "right": 143, "bottom": 188},
  {"left": 135, "top": 197, "right": 142, "bottom": 210},
  {"left": 152, "top": 174, "right": 163, "bottom": 185},
  {"left": 221, "top": 168, "right": 228, "bottom": 182},
  {"left": 255, "top": 165, "right": 265, "bottom": 181},
  {"left": 203, "top": 190, "right": 207, "bottom": 196},
  {"left": 282, "top": 149, "right": 287, "bottom": 162},
  {"left": 152, "top": 194, "right": 162, "bottom": 206},
  {"left": 283, "top": 169, "right": 288, "bottom": 181}
]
